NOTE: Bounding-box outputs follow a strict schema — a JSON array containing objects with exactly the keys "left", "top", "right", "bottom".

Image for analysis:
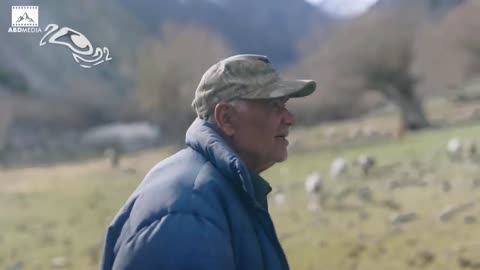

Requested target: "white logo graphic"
[
  {"left": 12, "top": 6, "right": 38, "bottom": 27},
  {"left": 9, "top": 6, "right": 42, "bottom": 33},
  {"left": 39, "top": 24, "right": 112, "bottom": 68}
]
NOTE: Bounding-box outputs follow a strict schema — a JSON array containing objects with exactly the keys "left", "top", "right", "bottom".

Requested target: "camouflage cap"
[{"left": 192, "top": 54, "right": 316, "bottom": 119}]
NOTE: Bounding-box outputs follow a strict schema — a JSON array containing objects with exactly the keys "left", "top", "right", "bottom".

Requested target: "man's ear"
[{"left": 214, "top": 103, "right": 236, "bottom": 137}]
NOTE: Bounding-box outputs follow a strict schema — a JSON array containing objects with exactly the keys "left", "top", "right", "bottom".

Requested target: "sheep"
[
  {"left": 330, "top": 158, "right": 348, "bottom": 179},
  {"left": 357, "top": 154, "right": 376, "bottom": 176},
  {"left": 305, "top": 172, "right": 323, "bottom": 211},
  {"left": 104, "top": 147, "right": 121, "bottom": 168},
  {"left": 273, "top": 186, "right": 287, "bottom": 207},
  {"left": 305, "top": 172, "right": 323, "bottom": 194},
  {"left": 446, "top": 137, "right": 462, "bottom": 161},
  {"left": 273, "top": 192, "right": 287, "bottom": 207}
]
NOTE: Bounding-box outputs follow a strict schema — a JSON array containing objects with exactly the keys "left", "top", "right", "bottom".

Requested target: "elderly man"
[{"left": 100, "top": 54, "right": 316, "bottom": 270}]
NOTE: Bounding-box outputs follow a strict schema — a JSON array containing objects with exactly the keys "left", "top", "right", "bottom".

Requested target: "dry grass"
[{"left": 1, "top": 98, "right": 480, "bottom": 270}]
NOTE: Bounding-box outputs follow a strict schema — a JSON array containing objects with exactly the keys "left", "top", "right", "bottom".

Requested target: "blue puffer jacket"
[{"left": 100, "top": 118, "right": 289, "bottom": 270}]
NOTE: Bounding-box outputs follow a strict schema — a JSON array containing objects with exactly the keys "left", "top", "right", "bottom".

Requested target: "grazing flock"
[{"left": 270, "top": 136, "right": 480, "bottom": 269}]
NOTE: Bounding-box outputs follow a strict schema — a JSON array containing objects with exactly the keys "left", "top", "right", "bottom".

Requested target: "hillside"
[
  {"left": 117, "top": 0, "right": 334, "bottom": 66},
  {"left": 0, "top": 0, "right": 146, "bottom": 101},
  {"left": 0, "top": 0, "right": 333, "bottom": 99},
  {"left": 0, "top": 0, "right": 474, "bottom": 168},
  {"left": 1, "top": 0, "right": 467, "bottom": 99},
  {"left": 0, "top": 0, "right": 465, "bottom": 105},
  {"left": 373, "top": 0, "right": 465, "bottom": 14}
]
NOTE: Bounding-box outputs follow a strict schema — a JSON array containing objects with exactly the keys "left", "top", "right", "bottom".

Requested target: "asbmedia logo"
[{"left": 8, "top": 6, "right": 43, "bottom": 33}]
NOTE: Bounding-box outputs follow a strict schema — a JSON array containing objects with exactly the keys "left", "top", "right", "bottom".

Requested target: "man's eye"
[{"left": 266, "top": 98, "right": 287, "bottom": 110}]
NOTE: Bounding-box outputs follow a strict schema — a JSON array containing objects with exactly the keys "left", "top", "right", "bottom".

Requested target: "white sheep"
[
  {"left": 273, "top": 192, "right": 287, "bottom": 207},
  {"left": 305, "top": 172, "right": 323, "bottom": 212},
  {"left": 446, "top": 137, "right": 462, "bottom": 160},
  {"left": 305, "top": 172, "right": 323, "bottom": 194},
  {"left": 330, "top": 158, "right": 348, "bottom": 179}
]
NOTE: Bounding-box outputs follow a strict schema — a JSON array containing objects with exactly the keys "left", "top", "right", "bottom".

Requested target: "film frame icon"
[{"left": 11, "top": 6, "right": 39, "bottom": 27}]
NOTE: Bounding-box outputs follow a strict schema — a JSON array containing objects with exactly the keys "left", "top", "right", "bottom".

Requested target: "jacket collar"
[
  {"left": 251, "top": 173, "right": 272, "bottom": 210},
  {"left": 185, "top": 118, "right": 272, "bottom": 208}
]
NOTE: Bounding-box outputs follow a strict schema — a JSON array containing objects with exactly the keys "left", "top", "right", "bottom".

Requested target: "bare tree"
[
  {"left": 442, "top": 1, "right": 480, "bottom": 79},
  {"left": 412, "top": 0, "right": 480, "bottom": 97},
  {"left": 292, "top": 8, "right": 430, "bottom": 130},
  {"left": 0, "top": 92, "right": 13, "bottom": 164},
  {"left": 330, "top": 10, "right": 430, "bottom": 130},
  {"left": 135, "top": 23, "right": 232, "bottom": 141}
]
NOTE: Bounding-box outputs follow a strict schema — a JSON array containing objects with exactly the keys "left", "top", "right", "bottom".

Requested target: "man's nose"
[{"left": 282, "top": 108, "right": 295, "bottom": 126}]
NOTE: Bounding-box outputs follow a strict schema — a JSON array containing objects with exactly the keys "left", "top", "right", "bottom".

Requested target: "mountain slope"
[
  {"left": 373, "top": 0, "right": 465, "bottom": 15},
  {"left": 117, "top": 0, "right": 334, "bottom": 66},
  {"left": 0, "top": 0, "right": 146, "bottom": 102}
]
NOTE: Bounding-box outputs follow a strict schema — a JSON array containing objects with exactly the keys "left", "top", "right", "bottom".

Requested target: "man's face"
[{"left": 229, "top": 97, "right": 294, "bottom": 173}]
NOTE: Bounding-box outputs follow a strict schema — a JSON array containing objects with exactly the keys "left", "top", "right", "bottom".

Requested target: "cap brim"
[{"left": 243, "top": 79, "right": 316, "bottom": 99}]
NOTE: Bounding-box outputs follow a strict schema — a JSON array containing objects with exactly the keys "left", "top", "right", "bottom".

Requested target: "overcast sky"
[{"left": 306, "top": 0, "right": 379, "bottom": 16}]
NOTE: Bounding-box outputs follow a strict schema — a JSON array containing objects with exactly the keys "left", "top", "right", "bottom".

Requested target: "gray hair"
[{"left": 205, "top": 99, "right": 248, "bottom": 126}]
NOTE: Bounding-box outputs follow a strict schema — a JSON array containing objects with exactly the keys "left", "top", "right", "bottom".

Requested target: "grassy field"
[
  {"left": 267, "top": 123, "right": 480, "bottom": 270},
  {"left": 1, "top": 99, "right": 480, "bottom": 270}
]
